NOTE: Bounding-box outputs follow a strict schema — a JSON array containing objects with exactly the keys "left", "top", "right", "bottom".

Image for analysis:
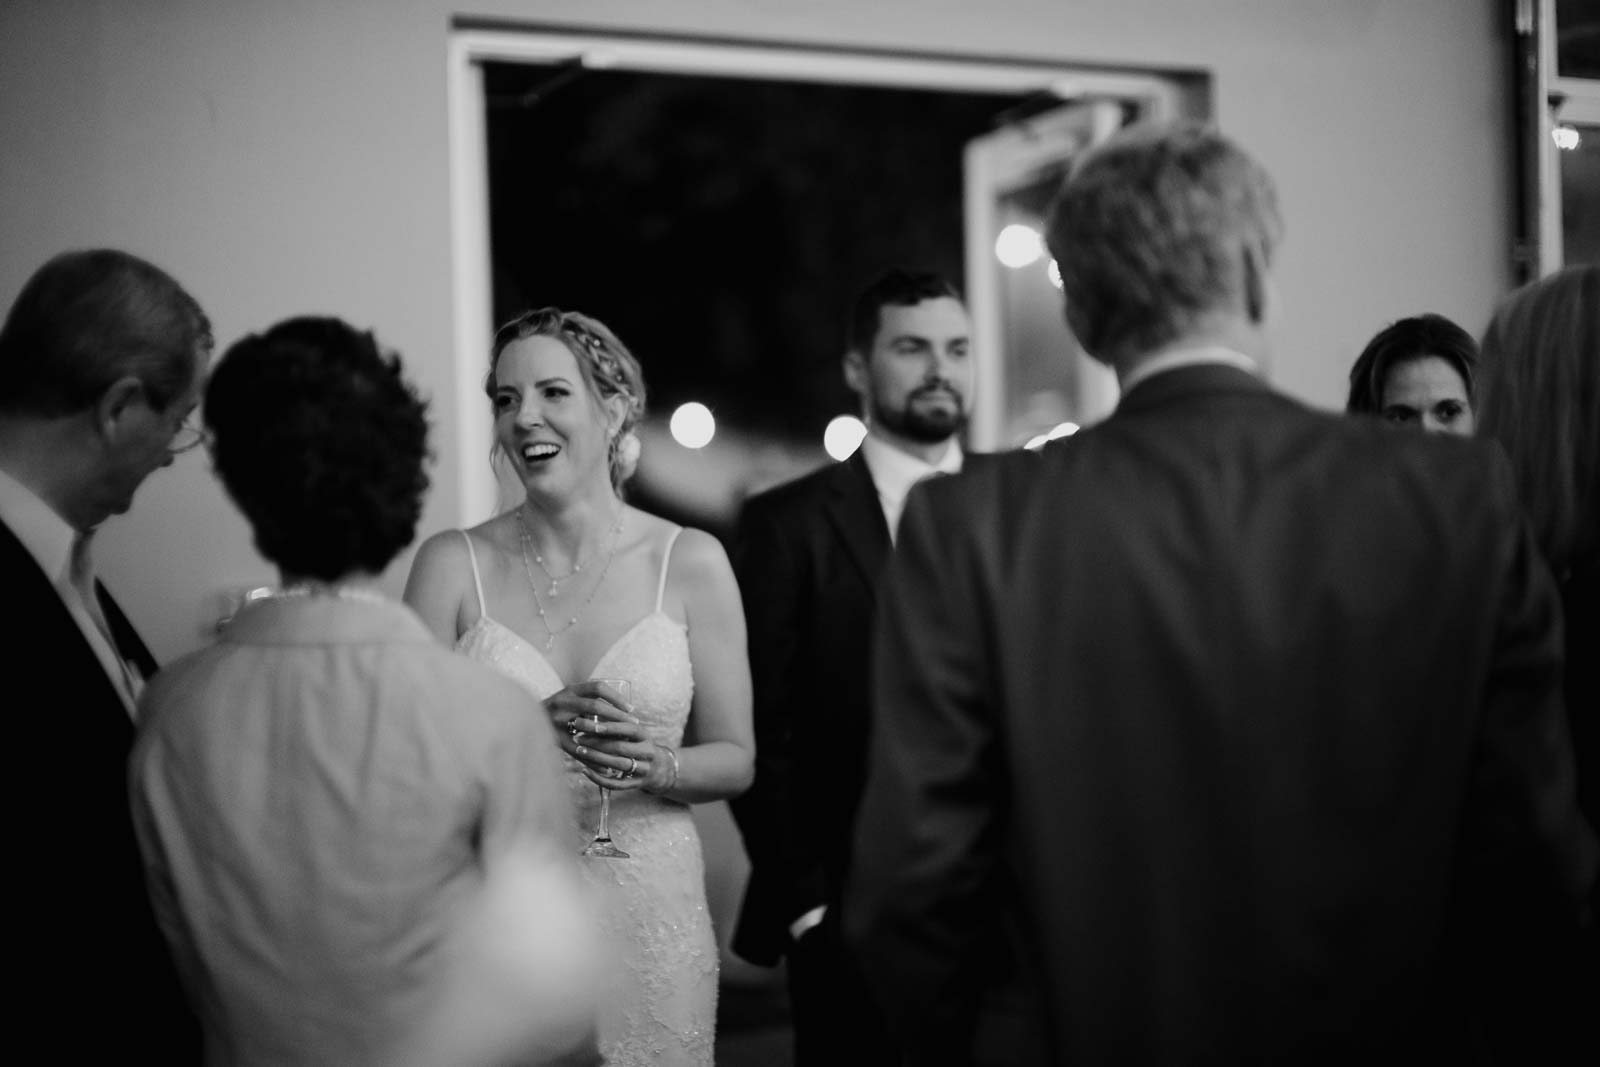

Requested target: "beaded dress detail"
[{"left": 456, "top": 527, "right": 716, "bottom": 1066}]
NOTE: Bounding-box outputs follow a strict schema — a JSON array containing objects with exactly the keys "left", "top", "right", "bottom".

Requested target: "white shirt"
[
  {"left": 0, "top": 465, "right": 140, "bottom": 717},
  {"left": 858, "top": 431, "right": 965, "bottom": 544},
  {"left": 1119, "top": 344, "right": 1259, "bottom": 395}
]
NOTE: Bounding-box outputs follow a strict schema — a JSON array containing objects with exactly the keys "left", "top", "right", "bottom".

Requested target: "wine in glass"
[{"left": 582, "top": 678, "right": 632, "bottom": 859}]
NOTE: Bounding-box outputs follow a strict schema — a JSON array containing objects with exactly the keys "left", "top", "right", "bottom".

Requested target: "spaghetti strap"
[
  {"left": 655, "top": 527, "right": 683, "bottom": 613},
  {"left": 459, "top": 530, "right": 488, "bottom": 620}
]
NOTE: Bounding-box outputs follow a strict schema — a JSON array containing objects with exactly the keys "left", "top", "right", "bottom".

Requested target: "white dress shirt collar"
[
  {"left": 0, "top": 463, "right": 75, "bottom": 583},
  {"left": 858, "top": 432, "right": 963, "bottom": 542},
  {"left": 0, "top": 463, "right": 140, "bottom": 716},
  {"left": 1119, "top": 345, "right": 1259, "bottom": 396}
]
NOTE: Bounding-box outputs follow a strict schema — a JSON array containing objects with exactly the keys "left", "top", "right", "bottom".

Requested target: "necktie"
[
  {"left": 68, "top": 531, "right": 143, "bottom": 707},
  {"left": 891, "top": 470, "right": 950, "bottom": 545},
  {"left": 70, "top": 533, "right": 111, "bottom": 639}
]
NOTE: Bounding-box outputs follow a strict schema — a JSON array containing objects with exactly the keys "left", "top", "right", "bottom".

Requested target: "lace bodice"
[
  {"left": 459, "top": 610, "right": 692, "bottom": 750},
  {"left": 454, "top": 527, "right": 716, "bottom": 1066}
]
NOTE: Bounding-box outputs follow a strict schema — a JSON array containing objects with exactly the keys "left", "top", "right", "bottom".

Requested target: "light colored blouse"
[{"left": 131, "top": 593, "right": 579, "bottom": 1066}]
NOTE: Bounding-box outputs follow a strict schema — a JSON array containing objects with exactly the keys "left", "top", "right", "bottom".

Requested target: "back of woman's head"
[
  {"left": 1476, "top": 264, "right": 1600, "bottom": 575},
  {"left": 205, "top": 317, "right": 431, "bottom": 581},
  {"left": 1346, "top": 313, "right": 1478, "bottom": 416}
]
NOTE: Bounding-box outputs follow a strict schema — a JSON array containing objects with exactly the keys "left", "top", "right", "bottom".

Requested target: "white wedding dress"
[{"left": 455, "top": 527, "right": 717, "bottom": 1066}]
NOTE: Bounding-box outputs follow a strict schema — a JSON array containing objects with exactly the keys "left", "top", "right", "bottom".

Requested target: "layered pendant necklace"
[{"left": 517, "top": 506, "right": 626, "bottom": 651}]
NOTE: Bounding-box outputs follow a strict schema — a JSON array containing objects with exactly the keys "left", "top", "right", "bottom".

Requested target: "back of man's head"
[
  {"left": 0, "top": 249, "right": 212, "bottom": 418},
  {"left": 1046, "top": 121, "right": 1281, "bottom": 369}
]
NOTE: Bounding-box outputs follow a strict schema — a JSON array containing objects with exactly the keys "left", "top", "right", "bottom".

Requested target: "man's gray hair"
[
  {"left": 0, "top": 249, "right": 211, "bottom": 417},
  {"left": 1046, "top": 121, "right": 1282, "bottom": 367}
]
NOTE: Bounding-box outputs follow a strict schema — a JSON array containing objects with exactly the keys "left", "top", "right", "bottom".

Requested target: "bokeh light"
[
  {"left": 670, "top": 402, "right": 716, "bottom": 449},
  {"left": 1024, "top": 421, "right": 1081, "bottom": 450},
  {"left": 824, "top": 415, "right": 868, "bottom": 460},
  {"left": 995, "top": 224, "right": 1045, "bottom": 268}
]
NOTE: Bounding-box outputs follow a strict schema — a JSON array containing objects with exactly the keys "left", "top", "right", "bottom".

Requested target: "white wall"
[
  {"left": 1, "top": 0, "right": 1512, "bottom": 981},
  {"left": 0, "top": 0, "right": 1513, "bottom": 658}
]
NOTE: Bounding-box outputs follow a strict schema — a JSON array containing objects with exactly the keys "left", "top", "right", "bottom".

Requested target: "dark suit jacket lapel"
[
  {"left": 825, "top": 451, "right": 890, "bottom": 590},
  {"left": 0, "top": 519, "right": 144, "bottom": 732},
  {"left": 98, "top": 583, "right": 158, "bottom": 679}
]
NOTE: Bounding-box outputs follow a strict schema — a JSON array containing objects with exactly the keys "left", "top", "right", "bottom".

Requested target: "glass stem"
[{"left": 597, "top": 785, "right": 613, "bottom": 840}]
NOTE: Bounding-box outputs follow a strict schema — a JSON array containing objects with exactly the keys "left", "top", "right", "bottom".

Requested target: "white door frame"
[
  {"left": 446, "top": 26, "right": 1186, "bottom": 518},
  {"left": 1528, "top": 0, "right": 1600, "bottom": 275},
  {"left": 963, "top": 99, "right": 1135, "bottom": 448}
]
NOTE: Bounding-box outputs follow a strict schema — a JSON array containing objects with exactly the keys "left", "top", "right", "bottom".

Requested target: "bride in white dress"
[{"left": 404, "top": 308, "right": 754, "bottom": 1066}]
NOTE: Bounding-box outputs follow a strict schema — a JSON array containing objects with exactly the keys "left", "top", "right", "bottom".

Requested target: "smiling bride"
[{"left": 405, "top": 307, "right": 754, "bottom": 1066}]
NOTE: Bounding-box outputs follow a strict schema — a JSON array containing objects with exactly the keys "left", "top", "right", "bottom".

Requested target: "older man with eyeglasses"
[{"left": 0, "top": 248, "right": 211, "bottom": 1064}]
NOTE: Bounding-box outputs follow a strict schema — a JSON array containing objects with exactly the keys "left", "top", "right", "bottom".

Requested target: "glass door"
[{"left": 963, "top": 99, "right": 1149, "bottom": 450}]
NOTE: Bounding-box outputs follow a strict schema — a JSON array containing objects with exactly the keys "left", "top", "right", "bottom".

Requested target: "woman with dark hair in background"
[
  {"left": 406, "top": 307, "right": 753, "bottom": 1067},
  {"left": 1346, "top": 312, "right": 1479, "bottom": 435},
  {"left": 131, "top": 318, "right": 597, "bottom": 1066},
  {"left": 1475, "top": 263, "right": 1600, "bottom": 1065}
]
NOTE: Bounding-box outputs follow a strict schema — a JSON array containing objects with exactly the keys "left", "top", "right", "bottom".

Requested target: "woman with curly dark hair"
[
  {"left": 130, "top": 317, "right": 598, "bottom": 1066},
  {"left": 1346, "top": 312, "right": 1479, "bottom": 435}
]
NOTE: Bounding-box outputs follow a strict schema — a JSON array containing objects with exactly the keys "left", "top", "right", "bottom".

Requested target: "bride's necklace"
[
  {"left": 517, "top": 507, "right": 626, "bottom": 651},
  {"left": 526, "top": 511, "right": 621, "bottom": 599}
]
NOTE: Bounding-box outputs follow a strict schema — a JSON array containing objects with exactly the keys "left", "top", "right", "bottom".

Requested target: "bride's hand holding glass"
[{"left": 546, "top": 681, "right": 660, "bottom": 791}]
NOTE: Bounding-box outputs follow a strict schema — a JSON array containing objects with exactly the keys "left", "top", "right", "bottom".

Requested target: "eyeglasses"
[{"left": 168, "top": 413, "right": 210, "bottom": 455}]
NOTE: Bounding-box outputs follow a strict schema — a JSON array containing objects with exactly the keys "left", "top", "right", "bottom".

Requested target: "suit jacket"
[
  {"left": 729, "top": 449, "right": 1003, "bottom": 967},
  {"left": 2, "top": 517, "right": 199, "bottom": 1062},
  {"left": 728, "top": 451, "right": 890, "bottom": 967},
  {"left": 845, "top": 365, "right": 1598, "bottom": 1064}
]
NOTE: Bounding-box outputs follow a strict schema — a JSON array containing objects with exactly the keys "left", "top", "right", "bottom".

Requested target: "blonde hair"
[{"left": 486, "top": 307, "right": 648, "bottom": 489}]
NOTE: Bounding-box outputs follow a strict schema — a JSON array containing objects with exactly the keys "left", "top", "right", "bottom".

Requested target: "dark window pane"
[
  {"left": 1556, "top": 0, "right": 1600, "bottom": 79},
  {"left": 1559, "top": 122, "right": 1600, "bottom": 266}
]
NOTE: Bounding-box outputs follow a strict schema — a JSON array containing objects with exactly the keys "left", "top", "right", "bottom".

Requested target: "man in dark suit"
[
  {"left": 729, "top": 269, "right": 982, "bottom": 1064},
  {"left": 844, "top": 122, "right": 1598, "bottom": 1064},
  {"left": 0, "top": 249, "right": 210, "bottom": 1061}
]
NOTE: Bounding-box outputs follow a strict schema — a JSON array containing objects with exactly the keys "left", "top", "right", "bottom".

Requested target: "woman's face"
[
  {"left": 1380, "top": 355, "right": 1475, "bottom": 436},
  {"left": 492, "top": 335, "right": 618, "bottom": 498}
]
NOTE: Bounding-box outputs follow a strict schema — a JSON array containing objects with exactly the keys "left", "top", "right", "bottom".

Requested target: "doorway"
[
  {"left": 447, "top": 23, "right": 1193, "bottom": 526},
  {"left": 445, "top": 23, "right": 1196, "bottom": 1061}
]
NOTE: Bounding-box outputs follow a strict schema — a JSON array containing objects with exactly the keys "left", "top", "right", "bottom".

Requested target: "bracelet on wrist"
[{"left": 647, "top": 743, "right": 680, "bottom": 795}]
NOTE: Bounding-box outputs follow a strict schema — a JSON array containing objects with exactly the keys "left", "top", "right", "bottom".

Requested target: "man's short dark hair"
[
  {"left": 848, "top": 269, "right": 964, "bottom": 357},
  {"left": 204, "top": 317, "right": 431, "bottom": 581},
  {"left": 0, "top": 249, "right": 212, "bottom": 416}
]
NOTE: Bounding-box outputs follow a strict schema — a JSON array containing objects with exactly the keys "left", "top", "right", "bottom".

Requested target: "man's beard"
[{"left": 873, "top": 384, "right": 967, "bottom": 444}]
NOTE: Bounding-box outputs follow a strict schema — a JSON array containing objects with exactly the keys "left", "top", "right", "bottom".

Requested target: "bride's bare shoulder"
[{"left": 463, "top": 511, "right": 521, "bottom": 553}]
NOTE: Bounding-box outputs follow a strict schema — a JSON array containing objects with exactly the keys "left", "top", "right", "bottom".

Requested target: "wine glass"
[{"left": 581, "top": 678, "right": 632, "bottom": 859}]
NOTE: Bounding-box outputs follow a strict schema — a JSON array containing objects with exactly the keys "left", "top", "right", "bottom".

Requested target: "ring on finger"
[{"left": 626, "top": 757, "right": 639, "bottom": 778}]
